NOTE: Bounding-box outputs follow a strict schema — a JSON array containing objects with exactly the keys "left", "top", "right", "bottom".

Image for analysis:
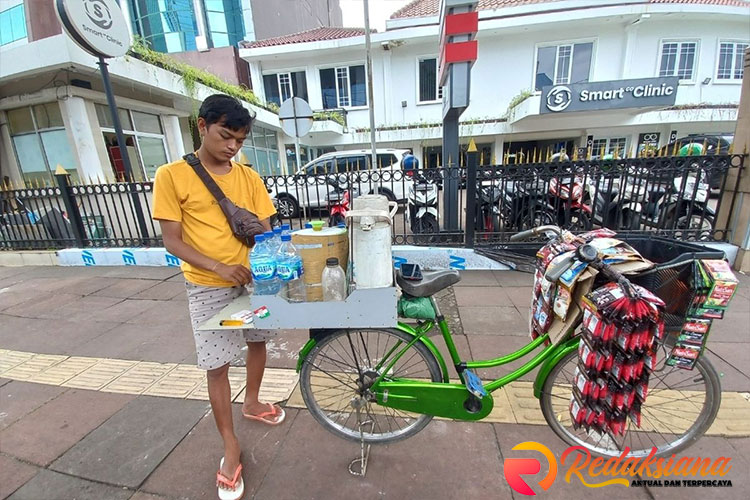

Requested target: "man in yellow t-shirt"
[{"left": 152, "top": 94, "right": 280, "bottom": 499}]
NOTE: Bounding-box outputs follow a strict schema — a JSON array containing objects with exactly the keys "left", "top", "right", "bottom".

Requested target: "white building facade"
[{"left": 241, "top": 0, "right": 749, "bottom": 170}]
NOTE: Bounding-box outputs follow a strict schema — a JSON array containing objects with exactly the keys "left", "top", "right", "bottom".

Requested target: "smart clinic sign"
[
  {"left": 55, "top": 0, "right": 131, "bottom": 58},
  {"left": 540, "top": 77, "right": 679, "bottom": 114}
]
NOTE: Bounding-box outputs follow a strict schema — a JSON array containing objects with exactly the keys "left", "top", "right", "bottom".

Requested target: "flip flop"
[
  {"left": 217, "top": 457, "right": 244, "bottom": 500},
  {"left": 242, "top": 403, "right": 286, "bottom": 426}
]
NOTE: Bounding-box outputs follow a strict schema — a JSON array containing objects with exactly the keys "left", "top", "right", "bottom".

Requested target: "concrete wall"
[
  {"left": 249, "top": 0, "right": 343, "bottom": 41},
  {"left": 170, "top": 46, "right": 252, "bottom": 88},
  {"left": 25, "top": 0, "right": 61, "bottom": 42},
  {"left": 247, "top": 6, "right": 748, "bottom": 143}
]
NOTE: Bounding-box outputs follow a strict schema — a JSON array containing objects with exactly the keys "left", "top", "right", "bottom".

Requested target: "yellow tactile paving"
[
  {"left": 187, "top": 367, "right": 247, "bottom": 401},
  {"left": 62, "top": 359, "right": 139, "bottom": 390},
  {"left": 28, "top": 356, "right": 99, "bottom": 385},
  {"left": 0, "top": 350, "right": 35, "bottom": 374},
  {"left": 504, "top": 380, "right": 549, "bottom": 426},
  {"left": 144, "top": 365, "right": 205, "bottom": 398},
  {"left": 2, "top": 354, "right": 68, "bottom": 381},
  {"left": 710, "top": 392, "right": 750, "bottom": 435},
  {"left": 233, "top": 368, "right": 299, "bottom": 404},
  {"left": 1, "top": 349, "right": 748, "bottom": 436},
  {"left": 483, "top": 386, "right": 516, "bottom": 424},
  {"left": 102, "top": 362, "right": 177, "bottom": 395}
]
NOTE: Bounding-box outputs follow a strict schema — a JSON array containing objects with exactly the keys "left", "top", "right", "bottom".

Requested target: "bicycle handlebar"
[{"left": 509, "top": 225, "right": 562, "bottom": 242}]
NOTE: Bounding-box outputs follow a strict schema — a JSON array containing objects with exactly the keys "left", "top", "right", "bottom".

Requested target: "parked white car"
[{"left": 272, "top": 149, "right": 411, "bottom": 218}]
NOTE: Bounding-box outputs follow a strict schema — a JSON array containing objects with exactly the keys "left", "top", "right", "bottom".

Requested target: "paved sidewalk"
[{"left": 0, "top": 265, "right": 748, "bottom": 500}]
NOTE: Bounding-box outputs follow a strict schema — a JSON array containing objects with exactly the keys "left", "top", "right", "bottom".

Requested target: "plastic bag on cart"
[{"left": 398, "top": 296, "right": 436, "bottom": 320}]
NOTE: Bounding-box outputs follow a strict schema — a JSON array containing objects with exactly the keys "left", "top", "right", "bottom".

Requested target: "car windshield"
[{"left": 304, "top": 159, "right": 334, "bottom": 175}]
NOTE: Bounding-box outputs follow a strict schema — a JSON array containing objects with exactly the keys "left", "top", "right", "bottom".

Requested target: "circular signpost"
[
  {"left": 55, "top": 0, "right": 130, "bottom": 58},
  {"left": 279, "top": 97, "right": 314, "bottom": 173}
]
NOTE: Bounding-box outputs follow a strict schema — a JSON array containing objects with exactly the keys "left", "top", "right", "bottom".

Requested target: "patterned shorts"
[{"left": 185, "top": 282, "right": 277, "bottom": 371}]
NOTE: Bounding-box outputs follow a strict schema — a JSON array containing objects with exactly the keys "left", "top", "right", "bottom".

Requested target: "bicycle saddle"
[{"left": 397, "top": 269, "right": 461, "bottom": 297}]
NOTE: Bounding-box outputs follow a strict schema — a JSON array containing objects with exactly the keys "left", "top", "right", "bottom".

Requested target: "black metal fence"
[
  {"left": 1, "top": 154, "right": 745, "bottom": 251},
  {"left": 265, "top": 153, "right": 746, "bottom": 246},
  {"left": 1, "top": 174, "right": 159, "bottom": 250}
]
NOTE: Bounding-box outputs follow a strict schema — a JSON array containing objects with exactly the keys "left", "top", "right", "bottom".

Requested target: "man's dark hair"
[{"left": 199, "top": 94, "right": 253, "bottom": 132}]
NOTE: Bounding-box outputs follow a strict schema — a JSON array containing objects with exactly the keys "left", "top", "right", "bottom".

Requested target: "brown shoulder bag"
[{"left": 184, "top": 153, "right": 266, "bottom": 247}]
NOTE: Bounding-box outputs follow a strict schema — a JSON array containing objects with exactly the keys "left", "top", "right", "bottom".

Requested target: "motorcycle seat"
[{"left": 397, "top": 269, "right": 461, "bottom": 298}]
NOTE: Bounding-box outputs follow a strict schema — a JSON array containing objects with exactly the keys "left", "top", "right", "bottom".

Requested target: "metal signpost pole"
[
  {"left": 97, "top": 57, "right": 135, "bottom": 183},
  {"left": 98, "top": 57, "right": 150, "bottom": 243},
  {"left": 279, "top": 97, "right": 314, "bottom": 223},
  {"left": 292, "top": 98, "right": 303, "bottom": 172},
  {"left": 55, "top": 0, "right": 149, "bottom": 243},
  {"left": 464, "top": 139, "right": 478, "bottom": 248},
  {"left": 363, "top": 0, "right": 378, "bottom": 169},
  {"left": 439, "top": 0, "right": 478, "bottom": 235}
]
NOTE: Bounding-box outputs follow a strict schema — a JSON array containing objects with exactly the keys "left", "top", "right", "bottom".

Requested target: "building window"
[
  {"left": 95, "top": 104, "right": 169, "bottom": 181},
  {"left": 0, "top": 3, "right": 27, "bottom": 46},
  {"left": 262, "top": 71, "right": 308, "bottom": 107},
  {"left": 130, "top": 0, "right": 199, "bottom": 53},
  {"left": 320, "top": 65, "right": 367, "bottom": 109},
  {"left": 717, "top": 41, "right": 749, "bottom": 81},
  {"left": 7, "top": 104, "right": 78, "bottom": 185},
  {"left": 241, "top": 126, "right": 280, "bottom": 176},
  {"left": 535, "top": 42, "right": 593, "bottom": 90},
  {"left": 659, "top": 41, "right": 698, "bottom": 81},
  {"left": 591, "top": 137, "right": 628, "bottom": 158},
  {"left": 418, "top": 58, "right": 443, "bottom": 103},
  {"left": 204, "top": 0, "right": 245, "bottom": 48}
]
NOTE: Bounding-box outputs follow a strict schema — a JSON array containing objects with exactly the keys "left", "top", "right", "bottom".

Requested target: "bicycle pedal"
[{"left": 464, "top": 370, "right": 487, "bottom": 398}]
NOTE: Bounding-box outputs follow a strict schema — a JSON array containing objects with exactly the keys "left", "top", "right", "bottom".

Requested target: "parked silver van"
[{"left": 273, "top": 149, "right": 410, "bottom": 218}]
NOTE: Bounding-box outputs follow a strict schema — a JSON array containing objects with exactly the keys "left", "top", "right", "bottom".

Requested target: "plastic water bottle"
[
  {"left": 322, "top": 257, "right": 347, "bottom": 301},
  {"left": 264, "top": 230, "right": 279, "bottom": 255},
  {"left": 250, "top": 234, "right": 280, "bottom": 295},
  {"left": 276, "top": 234, "right": 306, "bottom": 302},
  {"left": 281, "top": 223, "right": 291, "bottom": 237}
]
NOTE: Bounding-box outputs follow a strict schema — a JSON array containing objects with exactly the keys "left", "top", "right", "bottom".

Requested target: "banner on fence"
[
  {"left": 57, "top": 246, "right": 509, "bottom": 271},
  {"left": 57, "top": 248, "right": 182, "bottom": 267}
]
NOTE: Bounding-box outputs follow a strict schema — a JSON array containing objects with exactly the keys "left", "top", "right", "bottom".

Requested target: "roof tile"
[
  {"left": 390, "top": 0, "right": 749, "bottom": 19},
  {"left": 242, "top": 27, "right": 369, "bottom": 49}
]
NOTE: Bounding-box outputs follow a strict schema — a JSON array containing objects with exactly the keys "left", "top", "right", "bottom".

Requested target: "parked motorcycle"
[
  {"left": 476, "top": 181, "right": 503, "bottom": 233},
  {"left": 407, "top": 172, "right": 439, "bottom": 238},
  {"left": 325, "top": 175, "right": 357, "bottom": 227},
  {"left": 501, "top": 177, "right": 555, "bottom": 231},
  {"left": 584, "top": 163, "right": 714, "bottom": 235},
  {"left": 548, "top": 172, "right": 592, "bottom": 231}
]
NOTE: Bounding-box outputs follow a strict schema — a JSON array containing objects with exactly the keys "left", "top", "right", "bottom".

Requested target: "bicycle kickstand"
[{"left": 348, "top": 405, "right": 373, "bottom": 477}]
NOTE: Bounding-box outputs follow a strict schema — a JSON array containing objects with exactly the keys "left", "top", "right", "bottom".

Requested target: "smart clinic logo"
[
  {"left": 546, "top": 85, "right": 572, "bottom": 112},
  {"left": 83, "top": 0, "right": 113, "bottom": 30}
]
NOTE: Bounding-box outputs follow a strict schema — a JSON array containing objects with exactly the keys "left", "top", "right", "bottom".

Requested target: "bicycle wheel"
[
  {"left": 540, "top": 346, "right": 721, "bottom": 458},
  {"left": 300, "top": 328, "right": 442, "bottom": 444}
]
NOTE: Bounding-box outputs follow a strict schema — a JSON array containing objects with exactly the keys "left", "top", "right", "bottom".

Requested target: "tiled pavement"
[{"left": 0, "top": 265, "right": 749, "bottom": 499}]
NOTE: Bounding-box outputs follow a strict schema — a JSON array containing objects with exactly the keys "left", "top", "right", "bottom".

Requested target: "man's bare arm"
[{"left": 158, "top": 219, "right": 257, "bottom": 286}]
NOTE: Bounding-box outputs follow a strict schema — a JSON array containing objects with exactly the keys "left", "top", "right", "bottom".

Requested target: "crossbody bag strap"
[{"left": 184, "top": 153, "right": 230, "bottom": 204}]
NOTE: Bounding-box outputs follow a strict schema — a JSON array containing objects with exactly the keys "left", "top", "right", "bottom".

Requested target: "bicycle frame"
[
  {"left": 386, "top": 297, "right": 580, "bottom": 393},
  {"left": 296, "top": 296, "right": 583, "bottom": 422}
]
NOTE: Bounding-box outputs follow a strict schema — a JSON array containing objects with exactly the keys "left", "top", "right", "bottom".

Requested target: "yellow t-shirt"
[{"left": 152, "top": 158, "right": 276, "bottom": 287}]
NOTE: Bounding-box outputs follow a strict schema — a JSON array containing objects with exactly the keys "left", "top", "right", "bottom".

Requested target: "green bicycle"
[{"left": 296, "top": 226, "right": 722, "bottom": 458}]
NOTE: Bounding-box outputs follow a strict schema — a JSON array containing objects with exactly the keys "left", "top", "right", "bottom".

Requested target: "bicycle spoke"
[
  {"left": 541, "top": 348, "right": 715, "bottom": 458},
  {"left": 302, "top": 329, "right": 439, "bottom": 444},
  {"left": 310, "top": 362, "right": 360, "bottom": 391}
]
